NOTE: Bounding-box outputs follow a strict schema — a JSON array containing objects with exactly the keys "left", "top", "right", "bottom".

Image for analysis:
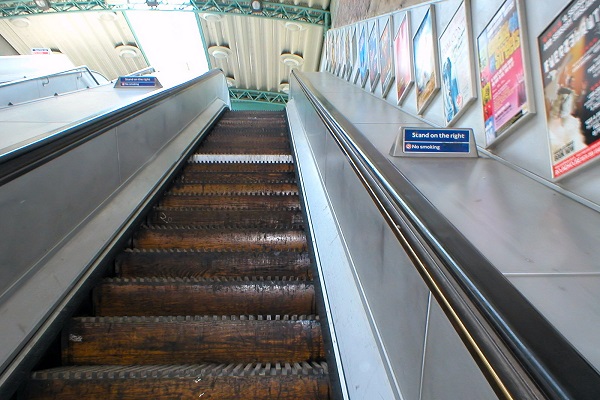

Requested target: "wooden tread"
[
  {"left": 115, "top": 249, "right": 312, "bottom": 279},
  {"left": 93, "top": 277, "right": 315, "bottom": 316},
  {"left": 25, "top": 362, "right": 329, "bottom": 399},
  {"left": 62, "top": 315, "right": 324, "bottom": 365}
]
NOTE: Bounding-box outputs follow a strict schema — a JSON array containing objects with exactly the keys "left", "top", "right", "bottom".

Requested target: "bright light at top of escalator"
[{"left": 125, "top": 11, "right": 208, "bottom": 78}]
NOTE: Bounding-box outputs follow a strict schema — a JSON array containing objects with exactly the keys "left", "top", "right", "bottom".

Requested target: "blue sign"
[
  {"left": 403, "top": 128, "right": 471, "bottom": 153},
  {"left": 119, "top": 76, "right": 157, "bottom": 87}
]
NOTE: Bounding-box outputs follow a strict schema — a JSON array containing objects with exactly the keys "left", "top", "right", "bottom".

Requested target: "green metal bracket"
[
  {"left": 0, "top": 0, "right": 330, "bottom": 28},
  {"left": 229, "top": 88, "right": 288, "bottom": 105}
]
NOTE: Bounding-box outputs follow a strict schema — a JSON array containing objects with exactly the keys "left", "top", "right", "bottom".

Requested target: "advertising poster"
[
  {"left": 539, "top": 0, "right": 600, "bottom": 178},
  {"left": 380, "top": 17, "right": 394, "bottom": 97},
  {"left": 477, "top": 0, "right": 532, "bottom": 146},
  {"left": 394, "top": 12, "right": 413, "bottom": 105},
  {"left": 438, "top": 0, "right": 476, "bottom": 126},
  {"left": 358, "top": 25, "right": 369, "bottom": 88},
  {"left": 368, "top": 23, "right": 380, "bottom": 92},
  {"left": 351, "top": 27, "right": 358, "bottom": 83},
  {"left": 345, "top": 27, "right": 353, "bottom": 81},
  {"left": 413, "top": 6, "right": 440, "bottom": 114}
]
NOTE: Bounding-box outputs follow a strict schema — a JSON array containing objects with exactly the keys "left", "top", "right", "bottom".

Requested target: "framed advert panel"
[
  {"left": 368, "top": 22, "right": 380, "bottom": 93},
  {"left": 438, "top": 0, "right": 476, "bottom": 126},
  {"left": 394, "top": 12, "right": 413, "bottom": 105},
  {"left": 357, "top": 24, "right": 369, "bottom": 88},
  {"left": 413, "top": 6, "right": 440, "bottom": 115},
  {"left": 477, "top": 0, "right": 535, "bottom": 147},
  {"left": 538, "top": 0, "right": 600, "bottom": 179},
  {"left": 379, "top": 17, "right": 394, "bottom": 98}
]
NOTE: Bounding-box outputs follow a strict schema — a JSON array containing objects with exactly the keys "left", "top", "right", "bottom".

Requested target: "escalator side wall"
[{"left": 0, "top": 76, "right": 228, "bottom": 398}]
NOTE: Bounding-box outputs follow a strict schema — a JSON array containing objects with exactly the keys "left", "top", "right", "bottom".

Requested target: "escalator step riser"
[
  {"left": 169, "top": 182, "right": 299, "bottom": 195},
  {"left": 184, "top": 162, "right": 295, "bottom": 173},
  {"left": 115, "top": 250, "right": 312, "bottom": 279},
  {"left": 159, "top": 194, "right": 301, "bottom": 209},
  {"left": 63, "top": 318, "right": 324, "bottom": 365},
  {"left": 24, "top": 373, "right": 329, "bottom": 399},
  {"left": 93, "top": 279, "right": 315, "bottom": 316},
  {"left": 195, "top": 148, "right": 292, "bottom": 156},
  {"left": 148, "top": 208, "right": 304, "bottom": 227},
  {"left": 177, "top": 171, "right": 296, "bottom": 182},
  {"left": 133, "top": 229, "right": 307, "bottom": 251}
]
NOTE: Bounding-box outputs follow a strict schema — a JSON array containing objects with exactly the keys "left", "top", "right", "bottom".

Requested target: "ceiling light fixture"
[
  {"left": 283, "top": 22, "right": 304, "bottom": 32},
  {"left": 250, "top": 0, "right": 262, "bottom": 13},
  {"left": 9, "top": 17, "right": 30, "bottom": 28},
  {"left": 280, "top": 53, "right": 304, "bottom": 68},
  {"left": 200, "top": 13, "right": 222, "bottom": 22},
  {"left": 208, "top": 45, "right": 231, "bottom": 59},
  {"left": 34, "top": 0, "right": 50, "bottom": 10},
  {"left": 115, "top": 44, "right": 141, "bottom": 58}
]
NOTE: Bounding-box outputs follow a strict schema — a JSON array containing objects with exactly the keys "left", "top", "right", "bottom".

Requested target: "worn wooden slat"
[
  {"left": 168, "top": 182, "right": 299, "bottom": 195},
  {"left": 133, "top": 228, "right": 307, "bottom": 251},
  {"left": 63, "top": 317, "right": 325, "bottom": 365},
  {"left": 184, "top": 162, "right": 295, "bottom": 173},
  {"left": 115, "top": 250, "right": 312, "bottom": 279},
  {"left": 148, "top": 208, "right": 304, "bottom": 227},
  {"left": 24, "top": 373, "right": 329, "bottom": 399},
  {"left": 178, "top": 171, "right": 296, "bottom": 183},
  {"left": 25, "top": 363, "right": 329, "bottom": 400},
  {"left": 93, "top": 279, "right": 315, "bottom": 316},
  {"left": 159, "top": 193, "right": 301, "bottom": 209}
]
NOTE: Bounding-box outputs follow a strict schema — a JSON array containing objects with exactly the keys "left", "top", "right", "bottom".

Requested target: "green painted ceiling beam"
[
  {"left": 0, "top": 0, "right": 330, "bottom": 28},
  {"left": 229, "top": 88, "right": 288, "bottom": 105}
]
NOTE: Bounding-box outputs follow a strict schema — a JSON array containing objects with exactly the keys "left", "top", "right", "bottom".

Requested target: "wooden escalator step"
[
  {"left": 93, "top": 277, "right": 315, "bottom": 316},
  {"left": 62, "top": 315, "right": 325, "bottom": 365},
  {"left": 24, "top": 362, "right": 329, "bottom": 399},
  {"left": 115, "top": 249, "right": 312, "bottom": 279},
  {"left": 132, "top": 226, "right": 308, "bottom": 251},
  {"left": 158, "top": 193, "right": 301, "bottom": 209},
  {"left": 168, "top": 181, "right": 299, "bottom": 195},
  {"left": 148, "top": 207, "right": 304, "bottom": 227}
]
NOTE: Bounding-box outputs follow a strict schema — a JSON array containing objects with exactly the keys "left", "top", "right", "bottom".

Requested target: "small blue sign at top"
[
  {"left": 403, "top": 128, "right": 471, "bottom": 153},
  {"left": 119, "top": 76, "right": 157, "bottom": 87}
]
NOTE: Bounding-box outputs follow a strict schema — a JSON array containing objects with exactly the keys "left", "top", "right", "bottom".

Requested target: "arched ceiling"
[{"left": 0, "top": 0, "right": 331, "bottom": 108}]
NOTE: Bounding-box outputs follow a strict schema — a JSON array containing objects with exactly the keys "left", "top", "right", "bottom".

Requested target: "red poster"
[{"left": 539, "top": 0, "right": 600, "bottom": 178}]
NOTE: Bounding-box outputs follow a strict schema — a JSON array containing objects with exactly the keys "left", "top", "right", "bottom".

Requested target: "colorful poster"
[
  {"left": 539, "top": 0, "right": 600, "bottom": 178},
  {"left": 477, "top": 0, "right": 532, "bottom": 146},
  {"left": 380, "top": 17, "right": 394, "bottom": 97},
  {"left": 350, "top": 27, "right": 358, "bottom": 83},
  {"left": 358, "top": 25, "right": 368, "bottom": 88},
  {"left": 344, "top": 28, "right": 354, "bottom": 81},
  {"left": 394, "top": 12, "right": 413, "bottom": 105},
  {"left": 368, "top": 23, "right": 380, "bottom": 92},
  {"left": 413, "top": 6, "right": 439, "bottom": 114},
  {"left": 438, "top": 0, "right": 476, "bottom": 126}
]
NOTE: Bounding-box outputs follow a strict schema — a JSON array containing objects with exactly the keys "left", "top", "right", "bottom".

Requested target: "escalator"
[{"left": 21, "top": 110, "right": 330, "bottom": 399}]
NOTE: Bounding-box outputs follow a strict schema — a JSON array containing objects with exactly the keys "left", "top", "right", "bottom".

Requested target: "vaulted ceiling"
[{"left": 0, "top": 0, "right": 331, "bottom": 109}]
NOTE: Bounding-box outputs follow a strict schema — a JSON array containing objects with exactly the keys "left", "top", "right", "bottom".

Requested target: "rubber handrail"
[{"left": 291, "top": 70, "right": 600, "bottom": 400}]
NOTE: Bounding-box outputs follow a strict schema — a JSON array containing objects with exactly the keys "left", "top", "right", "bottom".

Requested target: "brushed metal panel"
[
  {"left": 0, "top": 130, "right": 120, "bottom": 299},
  {"left": 421, "top": 296, "right": 497, "bottom": 400},
  {"left": 508, "top": 274, "right": 600, "bottom": 372}
]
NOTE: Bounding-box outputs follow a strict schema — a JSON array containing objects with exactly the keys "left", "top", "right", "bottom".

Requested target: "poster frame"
[
  {"left": 538, "top": 0, "right": 600, "bottom": 179},
  {"left": 379, "top": 16, "right": 395, "bottom": 98},
  {"left": 477, "top": 0, "right": 535, "bottom": 147},
  {"left": 438, "top": 0, "right": 477, "bottom": 126},
  {"left": 413, "top": 6, "right": 440, "bottom": 115},
  {"left": 357, "top": 24, "right": 369, "bottom": 88},
  {"left": 394, "top": 12, "right": 414, "bottom": 106},
  {"left": 368, "top": 22, "right": 380, "bottom": 93}
]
